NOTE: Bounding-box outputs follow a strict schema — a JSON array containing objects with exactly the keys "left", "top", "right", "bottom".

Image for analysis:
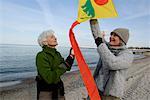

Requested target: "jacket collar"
[
  {"left": 106, "top": 42, "right": 127, "bottom": 56},
  {"left": 42, "top": 45, "right": 57, "bottom": 56}
]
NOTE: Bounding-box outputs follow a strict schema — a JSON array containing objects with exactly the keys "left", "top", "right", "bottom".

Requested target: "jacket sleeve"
[
  {"left": 36, "top": 53, "right": 66, "bottom": 84},
  {"left": 97, "top": 43, "right": 134, "bottom": 70},
  {"left": 57, "top": 52, "right": 74, "bottom": 71}
]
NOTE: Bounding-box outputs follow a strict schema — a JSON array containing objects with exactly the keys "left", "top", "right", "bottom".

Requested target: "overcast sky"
[{"left": 0, "top": 0, "right": 150, "bottom": 47}]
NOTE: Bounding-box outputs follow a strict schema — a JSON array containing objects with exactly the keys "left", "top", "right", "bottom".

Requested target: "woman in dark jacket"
[{"left": 36, "top": 29, "right": 74, "bottom": 100}]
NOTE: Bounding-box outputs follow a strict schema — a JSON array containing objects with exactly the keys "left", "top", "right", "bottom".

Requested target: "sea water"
[
  {"left": 0, "top": 44, "right": 99, "bottom": 87},
  {"left": 0, "top": 44, "right": 144, "bottom": 88}
]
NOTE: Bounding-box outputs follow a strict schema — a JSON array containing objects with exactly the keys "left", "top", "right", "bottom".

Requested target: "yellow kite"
[{"left": 77, "top": 0, "right": 118, "bottom": 23}]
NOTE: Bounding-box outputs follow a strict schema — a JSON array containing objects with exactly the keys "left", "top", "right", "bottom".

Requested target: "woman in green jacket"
[{"left": 36, "top": 29, "right": 74, "bottom": 100}]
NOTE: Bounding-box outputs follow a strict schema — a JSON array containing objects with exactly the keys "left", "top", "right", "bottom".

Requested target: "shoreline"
[
  {"left": 0, "top": 66, "right": 95, "bottom": 92},
  {"left": 0, "top": 56, "right": 150, "bottom": 100}
]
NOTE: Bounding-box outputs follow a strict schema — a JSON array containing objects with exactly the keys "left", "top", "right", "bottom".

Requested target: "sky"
[{"left": 0, "top": 0, "right": 150, "bottom": 47}]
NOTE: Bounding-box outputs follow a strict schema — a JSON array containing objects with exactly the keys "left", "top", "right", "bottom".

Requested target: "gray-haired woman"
[
  {"left": 36, "top": 29, "right": 74, "bottom": 100},
  {"left": 91, "top": 28, "right": 134, "bottom": 100}
]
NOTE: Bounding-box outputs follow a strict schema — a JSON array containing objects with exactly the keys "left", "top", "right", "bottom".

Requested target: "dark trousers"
[
  {"left": 38, "top": 89, "right": 65, "bottom": 100},
  {"left": 36, "top": 77, "right": 64, "bottom": 100}
]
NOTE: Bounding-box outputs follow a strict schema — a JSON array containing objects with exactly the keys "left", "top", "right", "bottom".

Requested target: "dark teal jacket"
[{"left": 36, "top": 46, "right": 71, "bottom": 84}]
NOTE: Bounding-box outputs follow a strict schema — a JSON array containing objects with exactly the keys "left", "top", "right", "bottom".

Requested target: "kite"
[{"left": 69, "top": 0, "right": 118, "bottom": 99}]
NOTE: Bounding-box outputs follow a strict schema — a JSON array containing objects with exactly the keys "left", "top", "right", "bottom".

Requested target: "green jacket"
[{"left": 36, "top": 46, "right": 71, "bottom": 84}]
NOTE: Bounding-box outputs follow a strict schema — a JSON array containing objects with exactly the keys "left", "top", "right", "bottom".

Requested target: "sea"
[
  {"left": 0, "top": 44, "right": 99, "bottom": 88},
  {"left": 0, "top": 44, "right": 145, "bottom": 88}
]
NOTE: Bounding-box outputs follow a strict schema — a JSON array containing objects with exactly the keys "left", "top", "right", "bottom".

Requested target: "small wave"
[
  {"left": 0, "top": 81, "right": 21, "bottom": 88},
  {"left": 134, "top": 54, "right": 145, "bottom": 59}
]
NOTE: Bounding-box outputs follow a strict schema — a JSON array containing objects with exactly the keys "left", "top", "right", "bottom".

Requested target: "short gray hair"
[{"left": 38, "top": 29, "right": 55, "bottom": 47}]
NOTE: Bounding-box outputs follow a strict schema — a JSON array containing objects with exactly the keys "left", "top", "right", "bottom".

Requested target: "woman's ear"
[
  {"left": 43, "top": 41, "right": 48, "bottom": 46},
  {"left": 119, "top": 40, "right": 125, "bottom": 46}
]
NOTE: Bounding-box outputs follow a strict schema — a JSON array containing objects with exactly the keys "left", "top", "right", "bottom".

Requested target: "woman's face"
[
  {"left": 46, "top": 34, "right": 58, "bottom": 48},
  {"left": 109, "top": 32, "right": 121, "bottom": 46}
]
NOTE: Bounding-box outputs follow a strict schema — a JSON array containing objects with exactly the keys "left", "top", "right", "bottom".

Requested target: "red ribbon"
[{"left": 69, "top": 21, "right": 101, "bottom": 100}]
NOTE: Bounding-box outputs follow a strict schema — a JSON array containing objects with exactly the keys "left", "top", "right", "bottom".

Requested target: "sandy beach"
[{"left": 0, "top": 55, "right": 150, "bottom": 100}]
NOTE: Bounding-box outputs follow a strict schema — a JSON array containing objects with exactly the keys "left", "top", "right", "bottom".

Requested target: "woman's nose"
[{"left": 110, "top": 35, "right": 114, "bottom": 39}]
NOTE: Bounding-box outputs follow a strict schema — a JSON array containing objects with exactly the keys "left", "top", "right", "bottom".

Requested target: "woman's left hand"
[{"left": 69, "top": 48, "right": 74, "bottom": 56}]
